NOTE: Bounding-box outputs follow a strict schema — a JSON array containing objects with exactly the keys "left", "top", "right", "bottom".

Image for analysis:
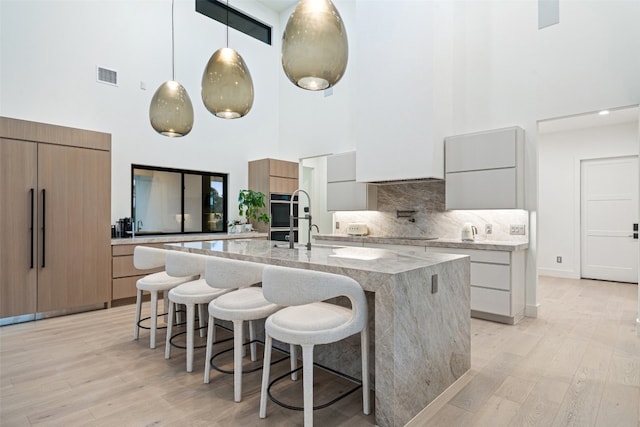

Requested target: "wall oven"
[{"left": 270, "top": 193, "right": 298, "bottom": 241}]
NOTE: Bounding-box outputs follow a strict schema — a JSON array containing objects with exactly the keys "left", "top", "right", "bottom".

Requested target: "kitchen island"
[{"left": 167, "top": 239, "right": 470, "bottom": 426}]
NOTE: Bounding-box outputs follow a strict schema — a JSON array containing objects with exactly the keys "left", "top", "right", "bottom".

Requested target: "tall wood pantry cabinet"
[{"left": 0, "top": 117, "right": 111, "bottom": 325}]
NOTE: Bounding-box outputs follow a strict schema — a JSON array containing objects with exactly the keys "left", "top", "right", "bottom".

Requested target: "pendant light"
[
  {"left": 149, "top": 0, "right": 194, "bottom": 137},
  {"left": 201, "top": 0, "right": 254, "bottom": 119},
  {"left": 282, "top": 0, "right": 348, "bottom": 91}
]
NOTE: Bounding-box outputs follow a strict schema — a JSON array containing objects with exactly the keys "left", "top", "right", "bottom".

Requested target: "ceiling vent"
[{"left": 96, "top": 66, "right": 118, "bottom": 86}]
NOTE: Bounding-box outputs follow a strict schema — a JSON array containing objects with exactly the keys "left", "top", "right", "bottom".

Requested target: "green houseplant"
[{"left": 237, "top": 190, "right": 270, "bottom": 231}]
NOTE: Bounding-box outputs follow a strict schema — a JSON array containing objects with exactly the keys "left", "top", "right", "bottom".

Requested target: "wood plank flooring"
[{"left": 1, "top": 276, "right": 638, "bottom": 426}]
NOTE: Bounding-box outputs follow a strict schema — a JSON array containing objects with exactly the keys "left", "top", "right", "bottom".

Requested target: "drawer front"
[
  {"left": 471, "top": 262, "right": 511, "bottom": 291},
  {"left": 112, "top": 255, "right": 162, "bottom": 278},
  {"left": 112, "top": 243, "right": 164, "bottom": 256},
  {"left": 471, "top": 286, "right": 510, "bottom": 316},
  {"left": 112, "top": 276, "right": 142, "bottom": 300}
]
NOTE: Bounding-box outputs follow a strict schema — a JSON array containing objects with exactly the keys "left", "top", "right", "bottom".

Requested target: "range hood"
[{"left": 366, "top": 177, "right": 444, "bottom": 185}]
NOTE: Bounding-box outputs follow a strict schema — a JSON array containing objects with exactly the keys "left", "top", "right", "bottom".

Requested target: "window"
[
  {"left": 132, "top": 165, "right": 228, "bottom": 235},
  {"left": 195, "top": 0, "right": 272, "bottom": 45}
]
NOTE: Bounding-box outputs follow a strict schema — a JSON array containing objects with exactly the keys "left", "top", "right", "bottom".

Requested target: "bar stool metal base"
[
  {"left": 209, "top": 338, "right": 289, "bottom": 375},
  {"left": 267, "top": 363, "right": 363, "bottom": 411}
]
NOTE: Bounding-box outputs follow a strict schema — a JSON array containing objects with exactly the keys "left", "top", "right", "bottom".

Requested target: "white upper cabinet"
[
  {"left": 353, "top": 1, "right": 445, "bottom": 183},
  {"left": 327, "top": 152, "right": 377, "bottom": 211},
  {"left": 445, "top": 127, "right": 525, "bottom": 210}
]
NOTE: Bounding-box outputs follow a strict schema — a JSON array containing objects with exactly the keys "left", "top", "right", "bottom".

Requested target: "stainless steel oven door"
[{"left": 270, "top": 193, "right": 298, "bottom": 228}]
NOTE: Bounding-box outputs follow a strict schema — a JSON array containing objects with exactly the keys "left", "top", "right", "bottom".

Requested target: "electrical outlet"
[
  {"left": 556, "top": 256, "right": 562, "bottom": 263},
  {"left": 510, "top": 224, "right": 526, "bottom": 235},
  {"left": 485, "top": 224, "right": 492, "bottom": 235},
  {"left": 335, "top": 221, "right": 340, "bottom": 229}
]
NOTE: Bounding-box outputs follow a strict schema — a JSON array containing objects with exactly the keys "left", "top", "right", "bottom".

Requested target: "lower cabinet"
[
  {"left": 424, "top": 247, "right": 525, "bottom": 324},
  {"left": 111, "top": 243, "right": 164, "bottom": 303}
]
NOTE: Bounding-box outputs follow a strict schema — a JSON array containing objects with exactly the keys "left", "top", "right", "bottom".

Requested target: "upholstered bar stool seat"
[
  {"left": 164, "top": 251, "right": 232, "bottom": 373},
  {"left": 133, "top": 246, "right": 198, "bottom": 349},
  {"left": 204, "top": 256, "right": 295, "bottom": 403},
  {"left": 259, "top": 265, "right": 370, "bottom": 427}
]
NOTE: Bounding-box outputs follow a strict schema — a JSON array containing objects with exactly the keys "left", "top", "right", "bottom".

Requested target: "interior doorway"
[{"left": 580, "top": 155, "right": 639, "bottom": 283}]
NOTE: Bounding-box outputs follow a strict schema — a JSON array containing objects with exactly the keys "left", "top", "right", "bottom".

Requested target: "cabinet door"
[
  {"left": 269, "top": 159, "right": 298, "bottom": 179},
  {"left": 269, "top": 176, "right": 298, "bottom": 194},
  {"left": 327, "top": 181, "right": 376, "bottom": 211},
  {"left": 445, "top": 127, "right": 519, "bottom": 173},
  {"left": 0, "top": 139, "right": 38, "bottom": 319},
  {"left": 327, "top": 152, "right": 356, "bottom": 182},
  {"left": 37, "top": 144, "right": 110, "bottom": 312},
  {"left": 445, "top": 168, "right": 517, "bottom": 209}
]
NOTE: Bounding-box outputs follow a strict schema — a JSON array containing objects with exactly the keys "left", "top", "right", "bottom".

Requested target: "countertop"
[
  {"left": 165, "top": 239, "right": 466, "bottom": 291},
  {"left": 111, "top": 232, "right": 268, "bottom": 246},
  {"left": 313, "top": 234, "right": 528, "bottom": 251}
]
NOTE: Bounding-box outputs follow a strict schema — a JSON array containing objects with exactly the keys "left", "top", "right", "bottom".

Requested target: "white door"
[{"left": 581, "top": 156, "right": 639, "bottom": 283}]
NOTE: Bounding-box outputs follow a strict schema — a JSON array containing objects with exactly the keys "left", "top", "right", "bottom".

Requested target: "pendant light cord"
[
  {"left": 171, "top": 0, "right": 175, "bottom": 80},
  {"left": 226, "top": 0, "right": 229, "bottom": 48}
]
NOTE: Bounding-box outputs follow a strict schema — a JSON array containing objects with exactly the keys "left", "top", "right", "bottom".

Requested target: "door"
[
  {"left": 581, "top": 156, "right": 639, "bottom": 283},
  {"left": 37, "top": 143, "right": 111, "bottom": 312},
  {"left": 0, "top": 139, "right": 38, "bottom": 320}
]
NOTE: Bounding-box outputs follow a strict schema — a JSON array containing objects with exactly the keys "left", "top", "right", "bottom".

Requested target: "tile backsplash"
[{"left": 334, "top": 180, "right": 529, "bottom": 242}]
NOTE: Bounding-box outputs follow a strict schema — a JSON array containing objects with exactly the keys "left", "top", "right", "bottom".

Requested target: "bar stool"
[
  {"left": 164, "top": 250, "right": 232, "bottom": 373},
  {"left": 133, "top": 246, "right": 198, "bottom": 349},
  {"left": 203, "top": 256, "right": 296, "bottom": 402},
  {"left": 259, "top": 265, "right": 370, "bottom": 427}
]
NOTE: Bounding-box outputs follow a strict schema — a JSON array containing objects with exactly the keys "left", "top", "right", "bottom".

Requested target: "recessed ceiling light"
[{"left": 598, "top": 110, "right": 610, "bottom": 116}]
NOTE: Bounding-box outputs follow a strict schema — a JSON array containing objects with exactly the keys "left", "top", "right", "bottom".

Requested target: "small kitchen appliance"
[
  {"left": 461, "top": 223, "right": 477, "bottom": 241},
  {"left": 346, "top": 223, "right": 369, "bottom": 236}
]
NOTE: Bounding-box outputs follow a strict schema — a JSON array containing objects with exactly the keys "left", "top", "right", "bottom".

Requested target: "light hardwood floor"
[{"left": 1, "top": 276, "right": 638, "bottom": 426}]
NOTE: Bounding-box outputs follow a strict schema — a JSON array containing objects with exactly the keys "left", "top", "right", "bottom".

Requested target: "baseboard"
[
  {"left": 405, "top": 369, "right": 476, "bottom": 426},
  {"left": 525, "top": 304, "right": 539, "bottom": 318},
  {"left": 537, "top": 268, "right": 579, "bottom": 279}
]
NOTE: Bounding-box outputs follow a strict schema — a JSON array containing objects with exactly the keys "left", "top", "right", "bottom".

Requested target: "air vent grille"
[{"left": 97, "top": 66, "right": 118, "bottom": 86}]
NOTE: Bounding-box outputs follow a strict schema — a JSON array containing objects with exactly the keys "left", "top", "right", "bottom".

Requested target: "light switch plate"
[{"left": 510, "top": 224, "right": 526, "bottom": 235}]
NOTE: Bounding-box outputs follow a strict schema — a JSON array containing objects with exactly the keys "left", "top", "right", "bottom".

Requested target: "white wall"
[
  {"left": 0, "top": 0, "right": 285, "bottom": 223},
  {"left": 278, "top": 0, "right": 640, "bottom": 316},
  {"left": 538, "top": 121, "right": 639, "bottom": 278}
]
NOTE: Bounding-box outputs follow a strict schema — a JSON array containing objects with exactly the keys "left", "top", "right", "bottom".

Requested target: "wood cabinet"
[
  {"left": 249, "top": 158, "right": 299, "bottom": 197},
  {"left": 0, "top": 117, "right": 111, "bottom": 325},
  {"left": 445, "top": 127, "right": 524, "bottom": 209},
  {"left": 327, "top": 152, "right": 377, "bottom": 211},
  {"left": 111, "top": 243, "right": 163, "bottom": 301},
  {"left": 248, "top": 158, "right": 298, "bottom": 234}
]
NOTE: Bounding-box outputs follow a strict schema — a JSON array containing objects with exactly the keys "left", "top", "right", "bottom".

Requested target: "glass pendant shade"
[
  {"left": 149, "top": 80, "right": 194, "bottom": 137},
  {"left": 282, "top": 0, "right": 348, "bottom": 91},
  {"left": 201, "top": 47, "right": 254, "bottom": 119}
]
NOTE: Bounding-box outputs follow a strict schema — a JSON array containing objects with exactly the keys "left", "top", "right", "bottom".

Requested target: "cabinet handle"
[
  {"left": 41, "top": 189, "right": 46, "bottom": 268},
  {"left": 30, "top": 188, "right": 34, "bottom": 269}
]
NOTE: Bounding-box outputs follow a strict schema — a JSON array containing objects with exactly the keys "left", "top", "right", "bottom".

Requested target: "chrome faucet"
[{"left": 289, "top": 189, "right": 312, "bottom": 250}]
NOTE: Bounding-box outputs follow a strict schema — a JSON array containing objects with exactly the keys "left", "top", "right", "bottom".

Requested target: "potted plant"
[{"left": 237, "top": 189, "right": 270, "bottom": 232}]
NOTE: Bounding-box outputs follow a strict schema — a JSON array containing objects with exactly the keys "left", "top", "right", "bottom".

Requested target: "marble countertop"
[
  {"left": 313, "top": 234, "right": 528, "bottom": 251},
  {"left": 111, "top": 232, "right": 268, "bottom": 245},
  {"left": 165, "top": 239, "right": 466, "bottom": 292}
]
